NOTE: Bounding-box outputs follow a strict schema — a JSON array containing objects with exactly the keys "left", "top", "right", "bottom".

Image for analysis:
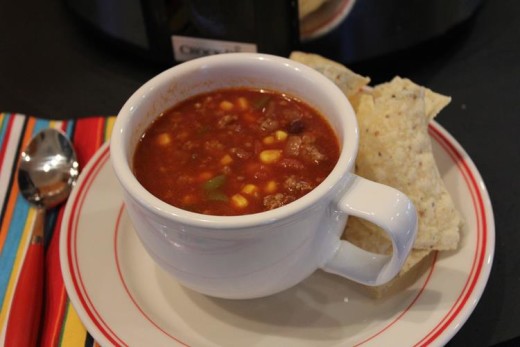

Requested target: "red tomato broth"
[{"left": 132, "top": 88, "right": 340, "bottom": 216}]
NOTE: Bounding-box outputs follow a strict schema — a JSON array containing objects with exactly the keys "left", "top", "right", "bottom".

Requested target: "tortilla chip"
[
  {"left": 367, "top": 251, "right": 435, "bottom": 299},
  {"left": 344, "top": 216, "right": 434, "bottom": 298},
  {"left": 289, "top": 51, "right": 370, "bottom": 99},
  {"left": 344, "top": 216, "right": 432, "bottom": 274},
  {"left": 349, "top": 77, "right": 462, "bottom": 251},
  {"left": 371, "top": 77, "right": 451, "bottom": 120},
  {"left": 292, "top": 51, "right": 463, "bottom": 296}
]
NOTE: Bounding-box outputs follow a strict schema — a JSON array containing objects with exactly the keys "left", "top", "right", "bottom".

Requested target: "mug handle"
[{"left": 320, "top": 175, "right": 418, "bottom": 286}]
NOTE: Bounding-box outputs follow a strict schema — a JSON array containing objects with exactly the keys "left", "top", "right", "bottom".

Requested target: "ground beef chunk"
[
  {"left": 217, "top": 114, "right": 237, "bottom": 127},
  {"left": 284, "top": 135, "right": 326, "bottom": 164},
  {"left": 230, "top": 147, "right": 252, "bottom": 159},
  {"left": 259, "top": 117, "right": 279, "bottom": 132},
  {"left": 301, "top": 135, "right": 327, "bottom": 164},
  {"left": 284, "top": 136, "right": 302, "bottom": 157},
  {"left": 263, "top": 193, "right": 296, "bottom": 210},
  {"left": 278, "top": 158, "right": 304, "bottom": 170},
  {"left": 284, "top": 175, "right": 314, "bottom": 192},
  {"left": 204, "top": 139, "right": 224, "bottom": 151},
  {"left": 218, "top": 114, "right": 241, "bottom": 132}
]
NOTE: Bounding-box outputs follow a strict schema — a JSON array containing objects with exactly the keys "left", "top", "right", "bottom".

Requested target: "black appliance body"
[{"left": 65, "top": 0, "right": 483, "bottom": 65}]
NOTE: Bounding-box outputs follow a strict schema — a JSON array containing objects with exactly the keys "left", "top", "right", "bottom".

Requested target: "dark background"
[{"left": 1, "top": 0, "right": 519, "bottom": 346}]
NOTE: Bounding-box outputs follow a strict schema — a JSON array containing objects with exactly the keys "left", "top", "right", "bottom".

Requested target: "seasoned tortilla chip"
[
  {"left": 371, "top": 77, "right": 451, "bottom": 120},
  {"left": 344, "top": 216, "right": 433, "bottom": 299},
  {"left": 349, "top": 77, "right": 462, "bottom": 251},
  {"left": 289, "top": 51, "right": 370, "bottom": 99},
  {"left": 293, "top": 51, "right": 462, "bottom": 296},
  {"left": 363, "top": 251, "right": 435, "bottom": 299},
  {"left": 344, "top": 216, "right": 432, "bottom": 274},
  {"left": 344, "top": 217, "right": 433, "bottom": 299}
]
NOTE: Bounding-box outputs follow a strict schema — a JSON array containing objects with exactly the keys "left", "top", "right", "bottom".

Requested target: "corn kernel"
[
  {"left": 263, "top": 136, "right": 275, "bottom": 145},
  {"left": 219, "top": 100, "right": 234, "bottom": 111},
  {"left": 264, "top": 180, "right": 277, "bottom": 193},
  {"left": 275, "top": 130, "right": 288, "bottom": 141},
  {"left": 231, "top": 194, "right": 248, "bottom": 208},
  {"left": 259, "top": 149, "right": 282, "bottom": 164},
  {"left": 241, "top": 184, "right": 258, "bottom": 195},
  {"left": 220, "top": 154, "right": 233, "bottom": 165},
  {"left": 156, "top": 133, "right": 171, "bottom": 146},
  {"left": 236, "top": 97, "right": 249, "bottom": 110}
]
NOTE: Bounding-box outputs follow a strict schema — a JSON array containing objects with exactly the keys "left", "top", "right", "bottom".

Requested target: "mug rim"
[{"left": 110, "top": 52, "right": 358, "bottom": 229}]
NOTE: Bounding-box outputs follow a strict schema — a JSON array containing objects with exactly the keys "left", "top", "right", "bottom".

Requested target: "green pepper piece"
[{"left": 203, "top": 174, "right": 226, "bottom": 191}]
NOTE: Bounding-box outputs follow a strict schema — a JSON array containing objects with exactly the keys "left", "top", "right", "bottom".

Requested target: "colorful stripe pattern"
[{"left": 0, "top": 113, "right": 114, "bottom": 346}]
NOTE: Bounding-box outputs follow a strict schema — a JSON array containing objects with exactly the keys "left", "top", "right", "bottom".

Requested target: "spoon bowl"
[
  {"left": 18, "top": 129, "right": 79, "bottom": 208},
  {"left": 5, "top": 128, "right": 78, "bottom": 347}
]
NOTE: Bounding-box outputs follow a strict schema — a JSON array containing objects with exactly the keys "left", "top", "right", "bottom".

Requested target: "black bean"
[{"left": 287, "top": 119, "right": 305, "bottom": 134}]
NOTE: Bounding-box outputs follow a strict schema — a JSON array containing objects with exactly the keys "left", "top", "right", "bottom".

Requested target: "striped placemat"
[{"left": 0, "top": 113, "right": 115, "bottom": 346}]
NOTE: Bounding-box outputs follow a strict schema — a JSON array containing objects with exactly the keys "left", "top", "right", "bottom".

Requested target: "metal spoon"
[{"left": 5, "top": 128, "right": 79, "bottom": 347}]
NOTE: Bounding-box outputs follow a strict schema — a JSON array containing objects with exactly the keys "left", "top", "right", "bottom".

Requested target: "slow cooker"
[{"left": 65, "top": 0, "right": 484, "bottom": 65}]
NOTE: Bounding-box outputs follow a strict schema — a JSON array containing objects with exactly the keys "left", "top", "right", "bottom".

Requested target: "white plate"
[
  {"left": 60, "top": 121, "right": 494, "bottom": 347},
  {"left": 300, "top": 0, "right": 357, "bottom": 41}
]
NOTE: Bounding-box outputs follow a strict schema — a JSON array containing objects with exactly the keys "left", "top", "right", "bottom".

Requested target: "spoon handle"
[{"left": 5, "top": 208, "right": 45, "bottom": 347}]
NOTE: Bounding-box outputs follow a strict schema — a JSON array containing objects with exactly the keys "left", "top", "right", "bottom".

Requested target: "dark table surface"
[{"left": 1, "top": 1, "right": 519, "bottom": 346}]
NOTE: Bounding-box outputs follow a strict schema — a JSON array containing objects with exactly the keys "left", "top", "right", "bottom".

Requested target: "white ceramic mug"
[{"left": 110, "top": 53, "right": 417, "bottom": 299}]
